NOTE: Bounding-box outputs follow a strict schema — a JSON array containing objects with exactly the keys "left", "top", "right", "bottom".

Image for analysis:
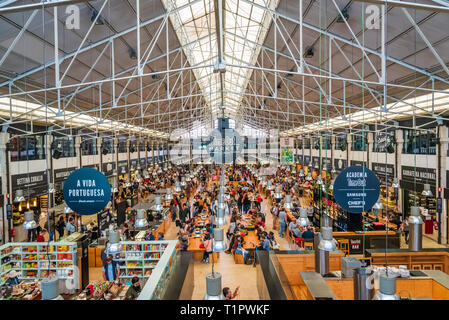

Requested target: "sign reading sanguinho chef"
[
  {"left": 333, "top": 166, "right": 380, "bottom": 214},
  {"left": 63, "top": 168, "right": 111, "bottom": 215}
]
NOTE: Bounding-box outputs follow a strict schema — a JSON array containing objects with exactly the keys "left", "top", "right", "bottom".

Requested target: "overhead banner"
[
  {"left": 280, "top": 138, "right": 293, "bottom": 164},
  {"left": 63, "top": 168, "right": 111, "bottom": 215},
  {"left": 371, "top": 162, "right": 394, "bottom": 185},
  {"left": 333, "top": 166, "right": 380, "bottom": 214}
]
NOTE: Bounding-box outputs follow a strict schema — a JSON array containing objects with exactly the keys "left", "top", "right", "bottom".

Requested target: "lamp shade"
[
  {"left": 203, "top": 272, "right": 225, "bottom": 300},
  {"left": 284, "top": 195, "right": 293, "bottom": 209},
  {"left": 23, "top": 211, "right": 37, "bottom": 230},
  {"left": 212, "top": 228, "right": 226, "bottom": 252},
  {"left": 154, "top": 196, "right": 163, "bottom": 212},
  {"left": 372, "top": 197, "right": 383, "bottom": 210},
  {"left": 298, "top": 208, "right": 309, "bottom": 226},
  {"left": 135, "top": 209, "right": 148, "bottom": 229},
  {"left": 106, "top": 230, "right": 121, "bottom": 255},
  {"left": 64, "top": 205, "right": 73, "bottom": 214},
  {"left": 306, "top": 172, "right": 312, "bottom": 181},
  {"left": 216, "top": 208, "right": 226, "bottom": 226},
  {"left": 373, "top": 274, "right": 399, "bottom": 300},
  {"left": 266, "top": 180, "right": 274, "bottom": 190},
  {"left": 274, "top": 186, "right": 283, "bottom": 199},
  {"left": 422, "top": 183, "right": 433, "bottom": 197},
  {"left": 318, "top": 226, "right": 337, "bottom": 251},
  {"left": 14, "top": 189, "right": 25, "bottom": 202},
  {"left": 165, "top": 188, "right": 173, "bottom": 201},
  {"left": 299, "top": 169, "right": 304, "bottom": 177},
  {"left": 174, "top": 182, "right": 181, "bottom": 193}
]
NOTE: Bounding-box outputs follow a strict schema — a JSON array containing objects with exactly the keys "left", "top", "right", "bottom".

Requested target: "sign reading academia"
[
  {"left": 333, "top": 166, "right": 380, "bottom": 214},
  {"left": 63, "top": 168, "right": 111, "bottom": 215}
]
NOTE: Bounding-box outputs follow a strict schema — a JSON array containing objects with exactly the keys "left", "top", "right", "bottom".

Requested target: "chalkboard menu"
[
  {"left": 333, "top": 158, "right": 347, "bottom": 173},
  {"left": 130, "top": 159, "right": 138, "bottom": 170},
  {"left": 12, "top": 171, "right": 48, "bottom": 197},
  {"left": 297, "top": 154, "right": 303, "bottom": 165},
  {"left": 97, "top": 209, "right": 112, "bottom": 231},
  {"left": 118, "top": 160, "right": 128, "bottom": 174},
  {"left": 371, "top": 162, "right": 394, "bottom": 185}
]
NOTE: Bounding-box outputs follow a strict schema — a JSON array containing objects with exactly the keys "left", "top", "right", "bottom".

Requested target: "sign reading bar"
[
  {"left": 63, "top": 168, "right": 111, "bottom": 215},
  {"left": 333, "top": 166, "right": 380, "bottom": 214}
]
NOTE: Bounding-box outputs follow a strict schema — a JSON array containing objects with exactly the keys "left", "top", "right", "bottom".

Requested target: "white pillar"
[
  {"left": 438, "top": 126, "right": 448, "bottom": 244},
  {"left": 396, "top": 129, "right": 404, "bottom": 214}
]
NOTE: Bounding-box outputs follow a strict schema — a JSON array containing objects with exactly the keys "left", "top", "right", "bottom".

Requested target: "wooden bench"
[{"left": 234, "top": 252, "right": 245, "bottom": 264}]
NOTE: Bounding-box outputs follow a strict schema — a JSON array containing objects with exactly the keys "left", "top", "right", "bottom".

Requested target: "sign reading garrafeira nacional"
[
  {"left": 333, "top": 166, "right": 380, "bottom": 214},
  {"left": 63, "top": 168, "right": 111, "bottom": 215}
]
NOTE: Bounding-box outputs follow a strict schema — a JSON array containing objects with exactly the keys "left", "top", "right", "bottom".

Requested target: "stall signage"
[
  {"left": 63, "top": 168, "right": 111, "bottom": 215},
  {"left": 297, "top": 154, "right": 304, "bottom": 165},
  {"left": 304, "top": 155, "right": 311, "bottom": 166},
  {"left": 333, "top": 159, "right": 347, "bottom": 173},
  {"left": 402, "top": 166, "right": 436, "bottom": 184},
  {"left": 312, "top": 156, "right": 320, "bottom": 169},
  {"left": 12, "top": 171, "right": 47, "bottom": 191},
  {"left": 118, "top": 160, "right": 129, "bottom": 174},
  {"left": 350, "top": 160, "right": 368, "bottom": 167},
  {"left": 130, "top": 159, "right": 138, "bottom": 169},
  {"left": 371, "top": 162, "right": 394, "bottom": 185},
  {"left": 140, "top": 158, "right": 146, "bottom": 168},
  {"left": 350, "top": 239, "right": 361, "bottom": 251},
  {"left": 333, "top": 166, "right": 380, "bottom": 214},
  {"left": 97, "top": 209, "right": 111, "bottom": 231},
  {"left": 54, "top": 167, "right": 77, "bottom": 183}
]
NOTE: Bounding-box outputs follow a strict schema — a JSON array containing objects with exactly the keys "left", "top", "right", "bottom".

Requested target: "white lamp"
[{"left": 23, "top": 211, "right": 37, "bottom": 230}]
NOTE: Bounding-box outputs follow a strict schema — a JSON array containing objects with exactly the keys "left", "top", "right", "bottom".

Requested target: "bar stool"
[
  {"left": 422, "top": 264, "right": 433, "bottom": 270},
  {"left": 433, "top": 264, "right": 443, "bottom": 271},
  {"left": 338, "top": 239, "right": 350, "bottom": 256}
]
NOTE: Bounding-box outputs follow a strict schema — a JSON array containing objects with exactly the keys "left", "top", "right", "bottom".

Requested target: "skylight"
[{"left": 162, "top": 0, "right": 278, "bottom": 121}]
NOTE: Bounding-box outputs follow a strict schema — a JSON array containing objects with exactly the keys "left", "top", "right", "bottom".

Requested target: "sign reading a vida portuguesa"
[
  {"left": 333, "top": 166, "right": 380, "bottom": 214},
  {"left": 63, "top": 168, "right": 111, "bottom": 215}
]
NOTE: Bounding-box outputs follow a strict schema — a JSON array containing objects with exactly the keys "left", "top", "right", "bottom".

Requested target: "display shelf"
[
  {"left": 114, "top": 241, "right": 168, "bottom": 286},
  {"left": 0, "top": 241, "right": 78, "bottom": 294}
]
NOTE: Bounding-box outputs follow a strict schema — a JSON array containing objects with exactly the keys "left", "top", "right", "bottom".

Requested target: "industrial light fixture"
[
  {"left": 212, "top": 228, "right": 226, "bottom": 252},
  {"left": 203, "top": 273, "right": 225, "bottom": 300},
  {"left": 180, "top": 177, "right": 186, "bottom": 187},
  {"left": 106, "top": 229, "right": 122, "bottom": 255},
  {"left": 304, "top": 45, "right": 314, "bottom": 58},
  {"left": 274, "top": 186, "right": 283, "bottom": 199},
  {"left": 125, "top": 179, "right": 132, "bottom": 188},
  {"left": 128, "top": 48, "right": 137, "bottom": 60},
  {"left": 218, "top": 194, "right": 226, "bottom": 210},
  {"left": 306, "top": 172, "right": 313, "bottom": 181},
  {"left": 91, "top": 9, "right": 105, "bottom": 25},
  {"left": 372, "top": 197, "right": 383, "bottom": 210},
  {"left": 174, "top": 181, "right": 181, "bottom": 193},
  {"left": 216, "top": 208, "right": 226, "bottom": 226},
  {"left": 373, "top": 274, "right": 399, "bottom": 300},
  {"left": 392, "top": 178, "right": 400, "bottom": 189},
  {"left": 64, "top": 205, "right": 73, "bottom": 214},
  {"left": 318, "top": 226, "right": 337, "bottom": 251},
  {"left": 331, "top": 167, "right": 336, "bottom": 174},
  {"left": 266, "top": 179, "right": 274, "bottom": 191},
  {"left": 292, "top": 167, "right": 297, "bottom": 174},
  {"left": 157, "top": 167, "right": 162, "bottom": 174},
  {"left": 316, "top": 176, "right": 323, "bottom": 185},
  {"left": 121, "top": 166, "right": 127, "bottom": 174},
  {"left": 298, "top": 208, "right": 309, "bottom": 226},
  {"left": 111, "top": 178, "right": 118, "bottom": 193},
  {"left": 14, "top": 189, "right": 26, "bottom": 202},
  {"left": 23, "top": 211, "right": 37, "bottom": 230},
  {"left": 422, "top": 183, "right": 433, "bottom": 197},
  {"left": 299, "top": 169, "right": 304, "bottom": 177},
  {"left": 135, "top": 209, "right": 148, "bottom": 229},
  {"left": 153, "top": 196, "right": 164, "bottom": 211},
  {"left": 336, "top": 8, "right": 349, "bottom": 22},
  {"left": 165, "top": 188, "right": 173, "bottom": 201},
  {"left": 284, "top": 194, "right": 293, "bottom": 209},
  {"left": 48, "top": 183, "right": 55, "bottom": 194}
]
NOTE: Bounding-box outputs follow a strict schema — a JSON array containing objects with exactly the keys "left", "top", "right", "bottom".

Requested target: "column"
[
  {"left": 331, "top": 135, "right": 335, "bottom": 172},
  {"left": 46, "top": 134, "right": 54, "bottom": 208},
  {"left": 395, "top": 128, "right": 404, "bottom": 214},
  {"left": 151, "top": 140, "right": 155, "bottom": 167},
  {"left": 126, "top": 139, "right": 130, "bottom": 173},
  {"left": 76, "top": 136, "right": 82, "bottom": 168},
  {"left": 97, "top": 136, "right": 103, "bottom": 171},
  {"left": 114, "top": 137, "right": 119, "bottom": 176},
  {"left": 0, "top": 132, "right": 9, "bottom": 243},
  {"left": 367, "top": 132, "right": 373, "bottom": 170},
  {"left": 438, "top": 126, "right": 448, "bottom": 244},
  {"left": 346, "top": 133, "right": 352, "bottom": 165}
]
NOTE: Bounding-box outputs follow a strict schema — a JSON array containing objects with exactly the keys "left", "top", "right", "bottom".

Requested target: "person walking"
[
  {"left": 401, "top": 216, "right": 410, "bottom": 244},
  {"left": 56, "top": 216, "right": 65, "bottom": 240},
  {"left": 102, "top": 255, "right": 120, "bottom": 282},
  {"left": 278, "top": 207, "right": 288, "bottom": 238}
]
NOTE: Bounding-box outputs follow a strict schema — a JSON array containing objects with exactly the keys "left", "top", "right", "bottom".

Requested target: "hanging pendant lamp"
[
  {"left": 14, "top": 189, "right": 25, "bottom": 202},
  {"left": 421, "top": 183, "right": 433, "bottom": 197},
  {"left": 23, "top": 211, "right": 38, "bottom": 230},
  {"left": 135, "top": 209, "right": 148, "bottom": 229}
]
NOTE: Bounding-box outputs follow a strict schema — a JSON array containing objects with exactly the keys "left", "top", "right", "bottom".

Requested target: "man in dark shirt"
[{"left": 302, "top": 227, "right": 315, "bottom": 241}]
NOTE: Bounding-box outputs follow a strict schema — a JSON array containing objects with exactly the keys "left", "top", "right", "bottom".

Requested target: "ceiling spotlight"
[
  {"left": 91, "top": 9, "right": 105, "bottom": 25},
  {"left": 336, "top": 8, "right": 349, "bottom": 23},
  {"left": 129, "top": 48, "right": 137, "bottom": 60},
  {"left": 304, "top": 46, "right": 314, "bottom": 58}
]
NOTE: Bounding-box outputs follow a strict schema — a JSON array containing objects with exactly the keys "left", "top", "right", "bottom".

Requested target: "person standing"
[
  {"left": 36, "top": 229, "right": 47, "bottom": 242},
  {"left": 223, "top": 286, "right": 240, "bottom": 300},
  {"left": 278, "top": 207, "right": 288, "bottom": 238},
  {"left": 102, "top": 255, "right": 120, "bottom": 282},
  {"left": 125, "top": 276, "right": 142, "bottom": 300},
  {"left": 57, "top": 216, "right": 65, "bottom": 239},
  {"left": 202, "top": 233, "right": 213, "bottom": 263},
  {"left": 401, "top": 216, "right": 410, "bottom": 244},
  {"left": 66, "top": 216, "right": 76, "bottom": 236}
]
